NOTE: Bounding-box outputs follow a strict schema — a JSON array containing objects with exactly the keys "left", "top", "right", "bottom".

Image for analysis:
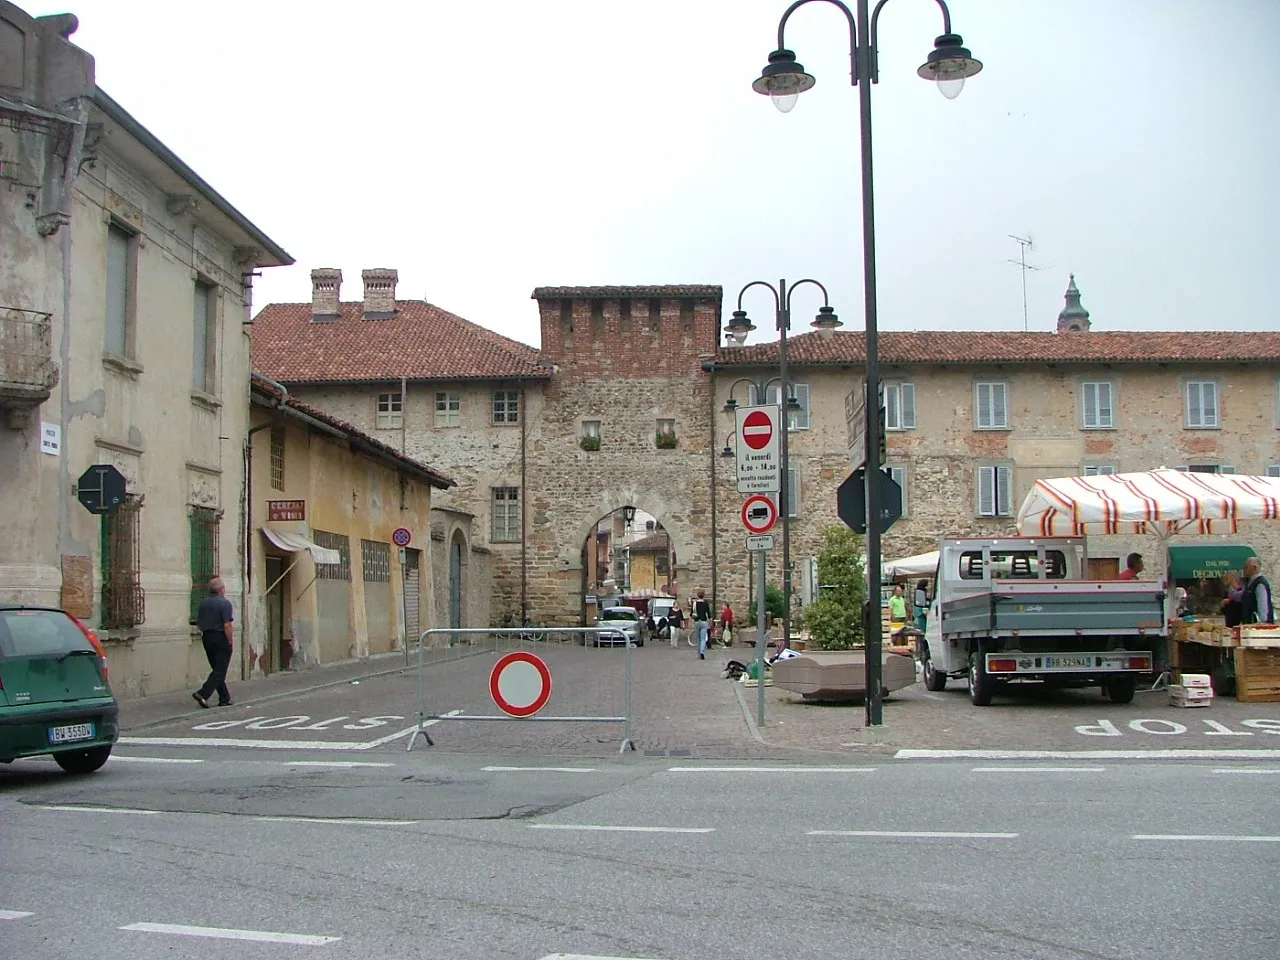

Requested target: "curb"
[{"left": 731, "top": 681, "right": 768, "bottom": 745}]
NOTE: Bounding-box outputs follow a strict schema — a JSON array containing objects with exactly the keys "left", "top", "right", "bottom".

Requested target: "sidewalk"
[{"left": 117, "top": 651, "right": 412, "bottom": 732}]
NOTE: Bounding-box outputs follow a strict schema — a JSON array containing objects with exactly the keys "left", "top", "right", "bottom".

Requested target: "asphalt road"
[{"left": 3, "top": 751, "right": 1277, "bottom": 960}]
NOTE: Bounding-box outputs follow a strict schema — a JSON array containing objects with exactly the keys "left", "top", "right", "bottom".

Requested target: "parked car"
[
  {"left": 647, "top": 597, "right": 677, "bottom": 639},
  {"left": 0, "top": 606, "right": 119, "bottom": 773},
  {"left": 594, "top": 606, "right": 646, "bottom": 647}
]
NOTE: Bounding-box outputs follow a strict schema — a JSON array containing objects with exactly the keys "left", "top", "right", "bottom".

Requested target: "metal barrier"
[{"left": 407, "top": 627, "right": 636, "bottom": 753}]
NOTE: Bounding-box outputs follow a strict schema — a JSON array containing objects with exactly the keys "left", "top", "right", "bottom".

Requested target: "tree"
[
  {"left": 804, "top": 525, "right": 869, "bottom": 651},
  {"left": 746, "top": 584, "right": 787, "bottom": 627}
]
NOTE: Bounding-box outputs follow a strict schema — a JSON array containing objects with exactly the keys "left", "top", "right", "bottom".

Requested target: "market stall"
[{"left": 1016, "top": 469, "right": 1280, "bottom": 701}]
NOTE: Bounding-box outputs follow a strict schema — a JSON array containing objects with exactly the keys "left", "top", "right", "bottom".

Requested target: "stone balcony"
[{"left": 0, "top": 306, "right": 59, "bottom": 428}]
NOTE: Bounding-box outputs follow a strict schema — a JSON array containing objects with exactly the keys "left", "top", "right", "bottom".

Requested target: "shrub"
[
  {"left": 746, "top": 584, "right": 787, "bottom": 627},
  {"left": 655, "top": 432, "right": 678, "bottom": 449},
  {"left": 579, "top": 435, "right": 601, "bottom": 452},
  {"left": 805, "top": 525, "right": 869, "bottom": 651}
]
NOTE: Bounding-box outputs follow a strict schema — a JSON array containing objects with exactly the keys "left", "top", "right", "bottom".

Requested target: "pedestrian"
[
  {"left": 1240, "top": 556, "right": 1275, "bottom": 624},
  {"left": 668, "top": 600, "right": 684, "bottom": 648},
  {"left": 692, "top": 589, "right": 711, "bottom": 660},
  {"left": 719, "top": 601, "right": 734, "bottom": 646},
  {"left": 913, "top": 579, "right": 930, "bottom": 630},
  {"left": 193, "top": 576, "right": 235, "bottom": 708},
  {"left": 1118, "top": 552, "right": 1144, "bottom": 580},
  {"left": 889, "top": 583, "right": 908, "bottom": 640}
]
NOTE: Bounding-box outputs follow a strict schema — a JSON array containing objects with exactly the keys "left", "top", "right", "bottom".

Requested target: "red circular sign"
[
  {"left": 742, "top": 409, "right": 774, "bottom": 450},
  {"left": 392, "top": 527, "right": 412, "bottom": 547},
  {"left": 489, "top": 651, "right": 552, "bottom": 718},
  {"left": 741, "top": 494, "right": 778, "bottom": 534}
]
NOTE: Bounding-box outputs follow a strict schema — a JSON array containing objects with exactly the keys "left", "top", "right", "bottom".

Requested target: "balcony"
[{"left": 0, "top": 306, "right": 59, "bottom": 428}]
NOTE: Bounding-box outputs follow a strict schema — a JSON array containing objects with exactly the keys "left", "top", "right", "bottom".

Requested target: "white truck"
[{"left": 917, "top": 537, "right": 1164, "bottom": 706}]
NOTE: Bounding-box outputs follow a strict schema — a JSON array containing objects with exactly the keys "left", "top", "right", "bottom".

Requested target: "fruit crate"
[{"left": 1233, "top": 646, "right": 1280, "bottom": 703}]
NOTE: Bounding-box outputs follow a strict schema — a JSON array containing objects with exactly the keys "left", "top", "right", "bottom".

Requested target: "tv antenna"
[{"left": 1006, "top": 234, "right": 1047, "bottom": 332}]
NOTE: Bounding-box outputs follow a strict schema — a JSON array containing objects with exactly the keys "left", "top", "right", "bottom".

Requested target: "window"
[
  {"left": 492, "top": 487, "right": 521, "bottom": 542},
  {"left": 680, "top": 298, "right": 694, "bottom": 329},
  {"left": 784, "top": 466, "right": 800, "bottom": 518},
  {"left": 361, "top": 540, "right": 391, "bottom": 582},
  {"left": 975, "top": 382, "right": 1008, "bottom": 430},
  {"left": 649, "top": 297, "right": 662, "bottom": 330},
  {"left": 959, "top": 550, "right": 1067, "bottom": 581},
  {"left": 434, "top": 391, "right": 460, "bottom": 427},
  {"left": 1081, "top": 381, "right": 1113, "bottom": 429},
  {"left": 977, "top": 465, "right": 1013, "bottom": 517},
  {"left": 766, "top": 383, "right": 810, "bottom": 430},
  {"left": 192, "top": 280, "right": 217, "bottom": 393},
  {"left": 885, "top": 383, "right": 917, "bottom": 430},
  {"left": 1180, "top": 464, "right": 1233, "bottom": 475},
  {"left": 105, "top": 222, "right": 136, "bottom": 358},
  {"left": 1268, "top": 465, "right": 1280, "bottom": 478},
  {"left": 313, "top": 531, "right": 351, "bottom": 581},
  {"left": 885, "top": 465, "right": 908, "bottom": 517},
  {"left": 493, "top": 389, "right": 520, "bottom": 424},
  {"left": 100, "top": 494, "right": 144, "bottom": 629},
  {"left": 1186, "top": 381, "right": 1218, "bottom": 428},
  {"left": 581, "top": 420, "right": 601, "bottom": 439},
  {"left": 376, "top": 392, "right": 403, "bottom": 429},
  {"left": 656, "top": 418, "right": 675, "bottom": 437},
  {"left": 1083, "top": 464, "right": 1115, "bottom": 476},
  {"left": 189, "top": 507, "right": 220, "bottom": 622},
  {"left": 269, "top": 426, "right": 285, "bottom": 491}
]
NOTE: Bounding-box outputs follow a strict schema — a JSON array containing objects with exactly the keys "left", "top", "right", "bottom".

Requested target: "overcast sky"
[{"left": 31, "top": 0, "right": 1280, "bottom": 341}]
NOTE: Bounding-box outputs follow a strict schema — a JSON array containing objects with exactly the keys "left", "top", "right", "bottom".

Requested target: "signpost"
[
  {"left": 392, "top": 527, "right": 412, "bottom": 547},
  {"left": 836, "top": 468, "right": 903, "bottom": 535},
  {"left": 847, "top": 380, "right": 886, "bottom": 470},
  {"left": 741, "top": 494, "right": 778, "bottom": 535},
  {"left": 734, "top": 404, "right": 781, "bottom": 493},
  {"left": 75, "top": 464, "right": 126, "bottom": 516},
  {"left": 488, "top": 651, "right": 552, "bottom": 718}
]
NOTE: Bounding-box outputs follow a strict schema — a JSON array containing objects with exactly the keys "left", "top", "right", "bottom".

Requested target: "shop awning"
[
  {"left": 883, "top": 551, "right": 940, "bottom": 579},
  {"left": 1168, "top": 545, "right": 1256, "bottom": 581},
  {"left": 261, "top": 527, "right": 340, "bottom": 565}
]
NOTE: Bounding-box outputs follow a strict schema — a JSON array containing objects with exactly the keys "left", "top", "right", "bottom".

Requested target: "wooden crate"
[{"left": 1234, "top": 647, "right": 1280, "bottom": 703}]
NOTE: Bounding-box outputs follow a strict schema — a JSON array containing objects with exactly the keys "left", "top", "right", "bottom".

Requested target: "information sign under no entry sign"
[{"left": 734, "top": 404, "right": 780, "bottom": 494}]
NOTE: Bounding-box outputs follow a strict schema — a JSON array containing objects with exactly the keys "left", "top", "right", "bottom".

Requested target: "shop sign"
[{"left": 268, "top": 499, "right": 306, "bottom": 521}]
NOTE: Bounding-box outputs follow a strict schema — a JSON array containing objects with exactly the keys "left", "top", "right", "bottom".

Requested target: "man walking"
[
  {"left": 692, "top": 589, "right": 711, "bottom": 660},
  {"left": 193, "top": 576, "right": 235, "bottom": 708}
]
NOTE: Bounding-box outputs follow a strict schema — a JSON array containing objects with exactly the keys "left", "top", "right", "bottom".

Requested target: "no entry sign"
[
  {"left": 734, "top": 404, "right": 781, "bottom": 494},
  {"left": 741, "top": 409, "right": 773, "bottom": 449},
  {"left": 741, "top": 494, "right": 778, "bottom": 535},
  {"left": 489, "top": 651, "right": 552, "bottom": 717}
]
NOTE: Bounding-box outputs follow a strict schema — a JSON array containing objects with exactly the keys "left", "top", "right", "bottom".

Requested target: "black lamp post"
[
  {"left": 752, "top": 0, "right": 981, "bottom": 727},
  {"left": 723, "top": 279, "right": 841, "bottom": 664}
]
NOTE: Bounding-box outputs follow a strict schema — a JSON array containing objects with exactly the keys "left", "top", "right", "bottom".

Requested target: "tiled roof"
[
  {"left": 628, "top": 532, "right": 670, "bottom": 553},
  {"left": 713, "top": 330, "right": 1280, "bottom": 366},
  {"left": 532, "top": 285, "right": 722, "bottom": 300},
  {"left": 251, "top": 301, "right": 546, "bottom": 384},
  {"left": 251, "top": 374, "right": 455, "bottom": 490}
]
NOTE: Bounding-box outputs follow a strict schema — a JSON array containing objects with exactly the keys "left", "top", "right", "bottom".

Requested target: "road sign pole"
[{"left": 756, "top": 544, "right": 767, "bottom": 728}]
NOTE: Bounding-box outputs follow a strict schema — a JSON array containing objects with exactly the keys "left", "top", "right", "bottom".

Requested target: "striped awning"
[
  {"left": 261, "top": 527, "right": 341, "bottom": 565},
  {"left": 1016, "top": 470, "right": 1280, "bottom": 539}
]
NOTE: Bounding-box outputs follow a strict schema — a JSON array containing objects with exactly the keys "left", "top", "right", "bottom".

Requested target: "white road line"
[
  {"left": 897, "top": 748, "right": 1280, "bottom": 760},
  {"left": 971, "top": 766, "right": 1107, "bottom": 773},
  {"left": 483, "top": 766, "right": 598, "bottom": 773},
  {"left": 109, "top": 756, "right": 204, "bottom": 764},
  {"left": 1134, "top": 834, "right": 1280, "bottom": 843},
  {"left": 1212, "top": 768, "right": 1280, "bottom": 774},
  {"left": 539, "top": 955, "right": 673, "bottom": 960},
  {"left": 119, "top": 710, "right": 461, "bottom": 752},
  {"left": 667, "top": 766, "right": 876, "bottom": 773},
  {"left": 0, "top": 911, "right": 34, "bottom": 920},
  {"left": 529, "top": 824, "right": 715, "bottom": 834},
  {"left": 808, "top": 830, "right": 1019, "bottom": 839},
  {"left": 254, "top": 816, "right": 416, "bottom": 826},
  {"left": 285, "top": 761, "right": 395, "bottom": 768},
  {"left": 120, "top": 922, "right": 340, "bottom": 945},
  {"left": 33, "top": 805, "right": 158, "bottom": 816}
]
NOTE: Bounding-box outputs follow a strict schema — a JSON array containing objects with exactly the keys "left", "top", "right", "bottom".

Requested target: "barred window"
[
  {"left": 101, "top": 494, "right": 145, "bottom": 629},
  {"left": 189, "top": 507, "right": 221, "bottom": 622},
  {"left": 491, "top": 487, "right": 521, "bottom": 543},
  {"left": 361, "top": 540, "right": 391, "bottom": 582},
  {"left": 269, "top": 426, "right": 285, "bottom": 491},
  {"left": 313, "top": 530, "right": 351, "bottom": 581}
]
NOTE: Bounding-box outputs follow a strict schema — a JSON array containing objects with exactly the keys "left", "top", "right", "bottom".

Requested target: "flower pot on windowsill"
[
  {"left": 655, "top": 433, "right": 678, "bottom": 450},
  {"left": 579, "top": 435, "right": 601, "bottom": 452}
]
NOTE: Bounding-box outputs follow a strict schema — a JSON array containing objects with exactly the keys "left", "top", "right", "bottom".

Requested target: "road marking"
[
  {"left": 539, "top": 955, "right": 673, "bottom": 960},
  {"left": 33, "top": 805, "right": 158, "bottom": 816},
  {"left": 808, "top": 830, "right": 1019, "bottom": 839},
  {"left": 1134, "top": 834, "right": 1280, "bottom": 843},
  {"left": 483, "top": 766, "right": 598, "bottom": 773},
  {"left": 971, "top": 766, "right": 1107, "bottom": 773},
  {"left": 119, "top": 711, "right": 460, "bottom": 752},
  {"left": 529, "top": 824, "right": 715, "bottom": 834},
  {"left": 1212, "top": 768, "right": 1280, "bottom": 774},
  {"left": 667, "top": 766, "right": 876, "bottom": 773},
  {"left": 897, "top": 749, "right": 1280, "bottom": 760},
  {"left": 285, "top": 761, "right": 395, "bottom": 768},
  {"left": 109, "top": 756, "right": 204, "bottom": 764},
  {"left": 0, "top": 911, "right": 34, "bottom": 920},
  {"left": 254, "top": 816, "right": 417, "bottom": 826},
  {"left": 120, "top": 922, "right": 340, "bottom": 945}
]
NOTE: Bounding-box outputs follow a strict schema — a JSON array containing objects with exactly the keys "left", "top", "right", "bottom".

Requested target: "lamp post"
[
  {"left": 723, "top": 279, "right": 841, "bottom": 727},
  {"left": 752, "top": 0, "right": 980, "bottom": 727}
]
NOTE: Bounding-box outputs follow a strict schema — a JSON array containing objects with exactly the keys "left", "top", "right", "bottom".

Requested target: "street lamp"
[{"left": 752, "top": 0, "right": 980, "bottom": 727}]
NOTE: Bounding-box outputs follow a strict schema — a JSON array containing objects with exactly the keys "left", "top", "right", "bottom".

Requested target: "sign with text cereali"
[{"left": 267, "top": 499, "right": 306, "bottom": 522}]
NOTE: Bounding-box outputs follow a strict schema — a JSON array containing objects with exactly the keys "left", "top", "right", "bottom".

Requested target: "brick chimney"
[
  {"left": 362, "top": 268, "right": 398, "bottom": 319},
  {"left": 310, "top": 268, "right": 342, "bottom": 321}
]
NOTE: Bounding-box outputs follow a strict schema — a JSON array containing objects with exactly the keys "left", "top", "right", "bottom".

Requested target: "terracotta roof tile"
[
  {"left": 714, "top": 330, "right": 1280, "bottom": 366},
  {"left": 251, "top": 301, "right": 546, "bottom": 384},
  {"left": 628, "top": 531, "right": 670, "bottom": 553}
]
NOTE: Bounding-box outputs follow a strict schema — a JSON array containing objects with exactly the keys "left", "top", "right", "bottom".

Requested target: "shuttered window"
[
  {"left": 105, "top": 223, "right": 133, "bottom": 357},
  {"left": 885, "top": 383, "right": 916, "bottom": 430},
  {"left": 1186, "top": 381, "right": 1218, "bottom": 428},
  {"left": 975, "top": 382, "right": 1008, "bottom": 429},
  {"left": 101, "top": 494, "right": 145, "bottom": 629},
  {"left": 767, "top": 383, "right": 811, "bottom": 430},
  {"left": 189, "top": 507, "right": 221, "bottom": 622},
  {"left": 885, "top": 465, "right": 908, "bottom": 517},
  {"left": 977, "top": 466, "right": 1013, "bottom": 517},
  {"left": 193, "top": 280, "right": 216, "bottom": 393},
  {"left": 1081, "top": 381, "right": 1113, "bottom": 429}
]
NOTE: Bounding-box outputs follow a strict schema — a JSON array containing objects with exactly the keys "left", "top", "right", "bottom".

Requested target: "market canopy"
[
  {"left": 883, "top": 550, "right": 940, "bottom": 579},
  {"left": 1167, "top": 544, "right": 1256, "bottom": 580},
  {"left": 1016, "top": 469, "right": 1280, "bottom": 539}
]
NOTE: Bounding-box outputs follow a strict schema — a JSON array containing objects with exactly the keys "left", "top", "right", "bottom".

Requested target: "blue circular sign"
[{"left": 392, "top": 527, "right": 412, "bottom": 547}]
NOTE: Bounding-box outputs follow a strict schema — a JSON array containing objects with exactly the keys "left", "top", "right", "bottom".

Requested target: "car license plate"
[
  {"left": 1044, "top": 656, "right": 1093, "bottom": 669},
  {"left": 49, "top": 722, "right": 95, "bottom": 744}
]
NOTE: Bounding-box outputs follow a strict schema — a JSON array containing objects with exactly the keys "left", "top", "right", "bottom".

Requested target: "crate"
[
  {"left": 1234, "top": 647, "right": 1280, "bottom": 703},
  {"left": 1237, "top": 625, "right": 1280, "bottom": 650},
  {"left": 1170, "top": 693, "right": 1212, "bottom": 709}
]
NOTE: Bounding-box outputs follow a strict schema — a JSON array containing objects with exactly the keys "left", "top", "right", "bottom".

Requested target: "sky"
[{"left": 27, "top": 0, "right": 1280, "bottom": 342}]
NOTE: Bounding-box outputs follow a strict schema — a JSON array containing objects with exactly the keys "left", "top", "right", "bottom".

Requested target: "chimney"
[
  {"left": 310, "top": 268, "right": 342, "bottom": 321},
  {"left": 362, "top": 268, "right": 398, "bottom": 319}
]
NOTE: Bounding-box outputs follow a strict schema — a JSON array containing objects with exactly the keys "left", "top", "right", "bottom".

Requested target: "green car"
[{"left": 0, "top": 605, "right": 119, "bottom": 774}]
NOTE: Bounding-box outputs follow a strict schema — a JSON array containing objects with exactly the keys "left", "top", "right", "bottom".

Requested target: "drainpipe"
[
  {"left": 245, "top": 375, "right": 289, "bottom": 595},
  {"left": 519, "top": 378, "right": 528, "bottom": 624}
]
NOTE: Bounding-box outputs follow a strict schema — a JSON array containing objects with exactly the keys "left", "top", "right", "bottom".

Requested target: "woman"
[{"left": 667, "top": 600, "right": 684, "bottom": 648}]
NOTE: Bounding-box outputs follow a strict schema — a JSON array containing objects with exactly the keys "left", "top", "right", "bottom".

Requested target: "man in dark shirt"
[{"left": 193, "top": 576, "right": 235, "bottom": 708}]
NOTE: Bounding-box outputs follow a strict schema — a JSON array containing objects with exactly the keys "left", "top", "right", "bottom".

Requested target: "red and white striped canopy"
[{"left": 1016, "top": 469, "right": 1280, "bottom": 538}]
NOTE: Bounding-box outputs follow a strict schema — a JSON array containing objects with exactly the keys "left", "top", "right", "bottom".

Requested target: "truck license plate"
[
  {"left": 1043, "top": 656, "right": 1092, "bottom": 669},
  {"left": 49, "top": 723, "right": 95, "bottom": 744}
]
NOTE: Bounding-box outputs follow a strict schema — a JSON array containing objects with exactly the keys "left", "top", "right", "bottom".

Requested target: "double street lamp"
[{"left": 751, "top": 0, "right": 981, "bottom": 726}]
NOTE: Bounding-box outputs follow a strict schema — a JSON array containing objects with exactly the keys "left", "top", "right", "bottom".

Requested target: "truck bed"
[{"left": 939, "top": 580, "right": 1166, "bottom": 638}]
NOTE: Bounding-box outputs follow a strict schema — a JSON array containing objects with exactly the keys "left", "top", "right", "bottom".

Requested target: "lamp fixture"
[{"left": 811, "top": 305, "right": 842, "bottom": 339}]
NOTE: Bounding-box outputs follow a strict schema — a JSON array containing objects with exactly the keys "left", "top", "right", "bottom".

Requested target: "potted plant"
[
  {"left": 655, "top": 431, "right": 678, "bottom": 450},
  {"left": 579, "top": 434, "right": 601, "bottom": 452}
]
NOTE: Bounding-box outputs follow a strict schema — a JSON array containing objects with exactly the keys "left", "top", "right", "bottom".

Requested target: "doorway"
[
  {"left": 448, "top": 532, "right": 464, "bottom": 630},
  {"left": 1087, "top": 557, "right": 1120, "bottom": 581},
  {"left": 402, "top": 548, "right": 421, "bottom": 644},
  {"left": 265, "top": 555, "right": 287, "bottom": 671}
]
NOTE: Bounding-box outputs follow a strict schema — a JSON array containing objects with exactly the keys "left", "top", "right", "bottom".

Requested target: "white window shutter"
[
  {"left": 885, "top": 385, "right": 899, "bottom": 430},
  {"left": 1187, "top": 383, "right": 1201, "bottom": 427},
  {"left": 994, "top": 384, "right": 1008, "bottom": 427},
  {"left": 902, "top": 384, "right": 916, "bottom": 428},
  {"left": 1204, "top": 383, "right": 1218, "bottom": 426},
  {"left": 787, "top": 466, "right": 800, "bottom": 518},
  {"left": 1099, "top": 382, "right": 1113, "bottom": 427},
  {"left": 978, "top": 467, "right": 994, "bottom": 516},
  {"left": 792, "top": 384, "right": 810, "bottom": 430},
  {"left": 997, "top": 467, "right": 1012, "bottom": 516},
  {"left": 1083, "top": 383, "right": 1097, "bottom": 428}
]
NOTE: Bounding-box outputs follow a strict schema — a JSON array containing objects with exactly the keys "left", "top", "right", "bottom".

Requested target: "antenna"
[{"left": 1006, "top": 234, "right": 1047, "bottom": 332}]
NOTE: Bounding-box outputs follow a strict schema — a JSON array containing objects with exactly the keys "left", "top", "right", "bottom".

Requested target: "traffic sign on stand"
[
  {"left": 836, "top": 468, "right": 903, "bottom": 535},
  {"left": 76, "top": 463, "right": 126, "bottom": 515},
  {"left": 392, "top": 527, "right": 412, "bottom": 547},
  {"left": 741, "top": 494, "right": 778, "bottom": 535},
  {"left": 746, "top": 534, "right": 775, "bottom": 552},
  {"left": 734, "top": 404, "right": 781, "bottom": 493},
  {"left": 489, "top": 651, "right": 552, "bottom": 718}
]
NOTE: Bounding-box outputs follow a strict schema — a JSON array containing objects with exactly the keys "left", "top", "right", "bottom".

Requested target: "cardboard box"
[
  {"left": 1170, "top": 692, "right": 1212, "bottom": 708},
  {"left": 1169, "top": 684, "right": 1213, "bottom": 700},
  {"left": 1179, "top": 673, "right": 1212, "bottom": 688}
]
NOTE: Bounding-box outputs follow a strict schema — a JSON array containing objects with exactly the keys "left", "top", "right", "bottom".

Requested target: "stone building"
[
  {"left": 252, "top": 272, "right": 1280, "bottom": 630},
  {"left": 0, "top": 3, "right": 292, "bottom": 697}
]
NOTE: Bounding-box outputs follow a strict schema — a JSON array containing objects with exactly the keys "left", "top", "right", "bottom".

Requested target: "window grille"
[
  {"left": 270, "top": 427, "right": 285, "bottom": 491},
  {"left": 361, "top": 540, "right": 391, "bottom": 582},
  {"left": 492, "top": 487, "right": 521, "bottom": 542},
  {"left": 313, "top": 530, "right": 351, "bottom": 581},
  {"left": 101, "top": 494, "right": 145, "bottom": 629},
  {"left": 189, "top": 507, "right": 221, "bottom": 622}
]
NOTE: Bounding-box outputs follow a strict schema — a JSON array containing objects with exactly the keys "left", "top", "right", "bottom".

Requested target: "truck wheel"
[
  {"left": 922, "top": 648, "right": 948, "bottom": 692},
  {"left": 1105, "top": 675, "right": 1136, "bottom": 704},
  {"left": 968, "top": 652, "right": 995, "bottom": 706}
]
